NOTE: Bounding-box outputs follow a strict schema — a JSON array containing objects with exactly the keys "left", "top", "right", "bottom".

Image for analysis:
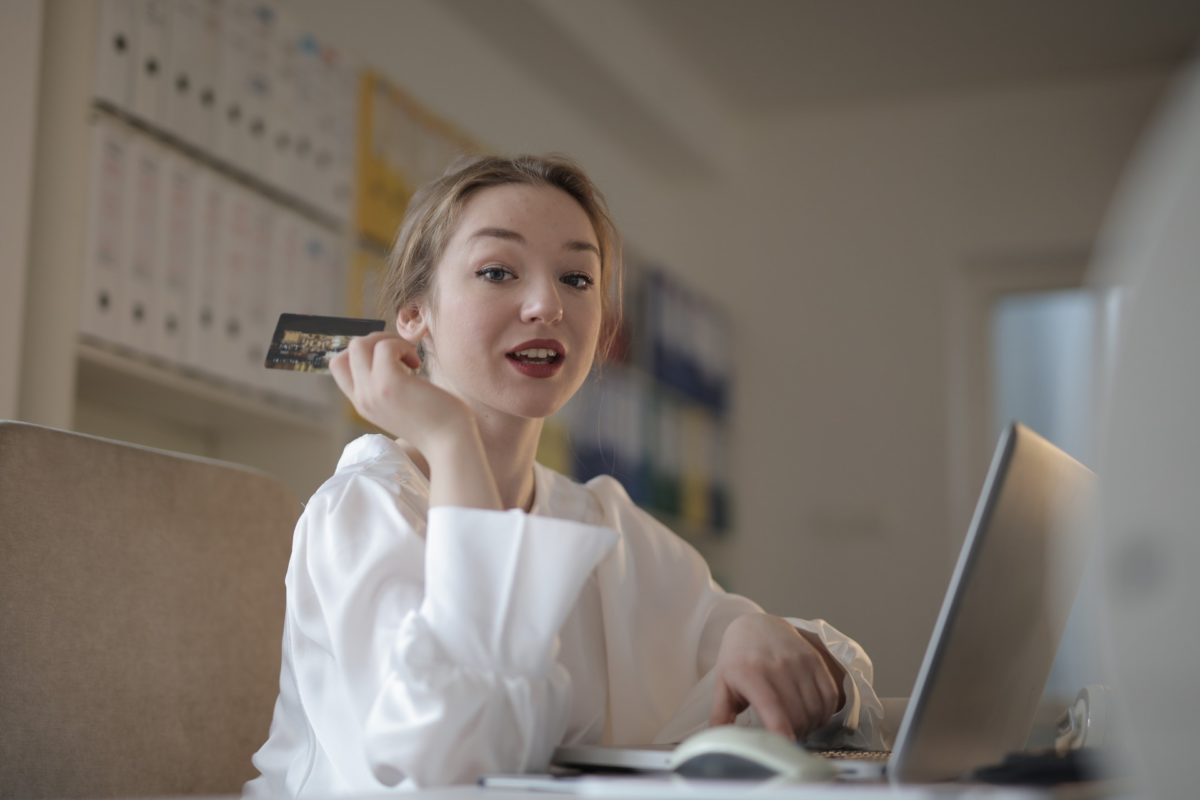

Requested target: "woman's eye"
[
  {"left": 476, "top": 265, "right": 513, "bottom": 282},
  {"left": 562, "top": 272, "right": 595, "bottom": 290}
]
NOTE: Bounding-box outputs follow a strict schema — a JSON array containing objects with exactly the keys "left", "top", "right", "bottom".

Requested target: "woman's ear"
[{"left": 396, "top": 303, "right": 429, "bottom": 344}]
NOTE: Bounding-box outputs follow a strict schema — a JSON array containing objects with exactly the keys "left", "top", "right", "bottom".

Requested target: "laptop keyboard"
[{"left": 814, "top": 748, "right": 891, "bottom": 761}]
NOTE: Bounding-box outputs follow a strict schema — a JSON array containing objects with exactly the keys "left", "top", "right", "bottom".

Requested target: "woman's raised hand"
[
  {"left": 710, "top": 613, "right": 847, "bottom": 740},
  {"left": 329, "top": 332, "right": 467, "bottom": 453},
  {"left": 329, "top": 333, "right": 502, "bottom": 511}
]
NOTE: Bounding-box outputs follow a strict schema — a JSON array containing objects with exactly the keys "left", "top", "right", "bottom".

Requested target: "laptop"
[{"left": 553, "top": 422, "right": 1095, "bottom": 783}]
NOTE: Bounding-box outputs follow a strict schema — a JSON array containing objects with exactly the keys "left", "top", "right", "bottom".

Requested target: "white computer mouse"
[{"left": 669, "top": 725, "right": 836, "bottom": 783}]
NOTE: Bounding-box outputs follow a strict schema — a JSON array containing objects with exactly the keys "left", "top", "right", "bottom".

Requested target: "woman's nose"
[{"left": 521, "top": 279, "right": 564, "bottom": 324}]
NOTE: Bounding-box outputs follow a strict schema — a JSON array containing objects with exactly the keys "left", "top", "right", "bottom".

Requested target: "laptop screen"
[{"left": 889, "top": 422, "right": 1094, "bottom": 783}]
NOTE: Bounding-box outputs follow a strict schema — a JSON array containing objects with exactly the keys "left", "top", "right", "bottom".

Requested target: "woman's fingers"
[
  {"left": 711, "top": 614, "right": 848, "bottom": 740},
  {"left": 328, "top": 333, "right": 419, "bottom": 430},
  {"left": 346, "top": 331, "right": 385, "bottom": 384},
  {"left": 739, "top": 672, "right": 795, "bottom": 739},
  {"left": 328, "top": 349, "right": 353, "bottom": 398},
  {"left": 766, "top": 668, "right": 815, "bottom": 737},
  {"left": 714, "top": 669, "right": 795, "bottom": 739},
  {"left": 374, "top": 337, "right": 420, "bottom": 377},
  {"left": 708, "top": 680, "right": 742, "bottom": 728},
  {"left": 791, "top": 655, "right": 843, "bottom": 736},
  {"left": 815, "top": 666, "right": 841, "bottom": 720},
  {"left": 756, "top": 666, "right": 834, "bottom": 739},
  {"left": 397, "top": 340, "right": 422, "bottom": 371}
]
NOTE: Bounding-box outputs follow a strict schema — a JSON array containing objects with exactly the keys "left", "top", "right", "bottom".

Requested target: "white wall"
[
  {"left": 730, "top": 71, "right": 1169, "bottom": 694},
  {"left": 289, "top": 2, "right": 1173, "bottom": 696},
  {"left": 285, "top": 0, "right": 741, "bottom": 287},
  {"left": 0, "top": 0, "right": 43, "bottom": 419},
  {"left": 1, "top": 1, "right": 1171, "bottom": 702},
  {"left": 135, "top": 1, "right": 1176, "bottom": 696}
]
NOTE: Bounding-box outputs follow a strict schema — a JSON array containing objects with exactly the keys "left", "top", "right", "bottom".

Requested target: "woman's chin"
[
  {"left": 469, "top": 389, "right": 569, "bottom": 424},
  {"left": 510, "top": 398, "right": 568, "bottom": 421}
]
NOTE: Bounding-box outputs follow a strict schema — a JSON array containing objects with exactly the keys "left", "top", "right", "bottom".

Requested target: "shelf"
[
  {"left": 90, "top": 101, "right": 346, "bottom": 234},
  {"left": 76, "top": 338, "right": 337, "bottom": 435}
]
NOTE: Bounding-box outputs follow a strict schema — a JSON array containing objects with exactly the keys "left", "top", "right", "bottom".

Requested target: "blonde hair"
[{"left": 378, "top": 154, "right": 624, "bottom": 359}]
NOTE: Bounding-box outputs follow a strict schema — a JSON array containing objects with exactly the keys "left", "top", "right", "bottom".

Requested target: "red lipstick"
[{"left": 506, "top": 339, "right": 565, "bottom": 379}]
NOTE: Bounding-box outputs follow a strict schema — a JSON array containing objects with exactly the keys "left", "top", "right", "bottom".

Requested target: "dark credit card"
[{"left": 264, "top": 313, "right": 386, "bottom": 373}]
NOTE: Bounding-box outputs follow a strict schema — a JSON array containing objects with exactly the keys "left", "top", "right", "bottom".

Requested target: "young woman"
[{"left": 245, "top": 155, "right": 884, "bottom": 795}]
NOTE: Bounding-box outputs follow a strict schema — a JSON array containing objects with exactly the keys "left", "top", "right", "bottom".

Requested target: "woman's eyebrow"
[
  {"left": 565, "top": 240, "right": 601, "bottom": 258},
  {"left": 469, "top": 227, "right": 599, "bottom": 258},
  {"left": 468, "top": 226, "right": 525, "bottom": 244}
]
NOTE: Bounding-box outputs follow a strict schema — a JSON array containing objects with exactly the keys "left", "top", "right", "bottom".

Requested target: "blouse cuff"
[
  {"left": 419, "top": 506, "right": 617, "bottom": 675},
  {"left": 787, "top": 617, "right": 865, "bottom": 734},
  {"left": 825, "top": 674, "right": 862, "bottom": 733}
]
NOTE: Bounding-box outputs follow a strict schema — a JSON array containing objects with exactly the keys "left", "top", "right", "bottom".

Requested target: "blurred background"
[{"left": 2, "top": 0, "right": 1198, "bottom": 700}]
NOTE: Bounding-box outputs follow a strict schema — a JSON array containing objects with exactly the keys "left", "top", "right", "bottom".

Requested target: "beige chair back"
[{"left": 0, "top": 421, "right": 301, "bottom": 798}]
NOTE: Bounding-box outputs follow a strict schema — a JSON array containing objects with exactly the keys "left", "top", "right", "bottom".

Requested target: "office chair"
[{"left": 0, "top": 421, "right": 301, "bottom": 798}]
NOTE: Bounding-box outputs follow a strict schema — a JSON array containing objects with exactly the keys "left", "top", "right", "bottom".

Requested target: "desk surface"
[{"left": 356, "top": 777, "right": 1113, "bottom": 800}]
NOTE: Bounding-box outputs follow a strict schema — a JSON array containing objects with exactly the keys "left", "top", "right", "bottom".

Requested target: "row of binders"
[
  {"left": 542, "top": 365, "right": 732, "bottom": 535},
  {"left": 94, "top": 0, "right": 355, "bottom": 222},
  {"left": 80, "top": 114, "right": 345, "bottom": 408},
  {"left": 642, "top": 269, "right": 734, "bottom": 414}
]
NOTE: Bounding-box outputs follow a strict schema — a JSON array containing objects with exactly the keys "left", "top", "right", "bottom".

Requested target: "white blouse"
[{"left": 244, "top": 435, "right": 884, "bottom": 796}]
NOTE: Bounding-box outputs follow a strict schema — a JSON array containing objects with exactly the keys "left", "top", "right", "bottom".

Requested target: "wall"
[
  {"left": 9, "top": 0, "right": 1175, "bottom": 700},
  {"left": 289, "top": 2, "right": 1173, "bottom": 696},
  {"left": 0, "top": 0, "right": 43, "bottom": 419},
  {"left": 730, "top": 70, "right": 1169, "bottom": 694},
  {"left": 285, "top": 0, "right": 742, "bottom": 290}
]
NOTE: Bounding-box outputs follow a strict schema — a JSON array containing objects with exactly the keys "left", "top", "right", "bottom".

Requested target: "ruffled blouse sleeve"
[
  {"left": 583, "top": 475, "right": 884, "bottom": 751},
  {"left": 273, "top": 471, "right": 616, "bottom": 790}
]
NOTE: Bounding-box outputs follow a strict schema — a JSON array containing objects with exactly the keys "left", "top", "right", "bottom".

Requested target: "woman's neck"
[
  {"left": 402, "top": 408, "right": 542, "bottom": 512},
  {"left": 473, "top": 409, "right": 543, "bottom": 511}
]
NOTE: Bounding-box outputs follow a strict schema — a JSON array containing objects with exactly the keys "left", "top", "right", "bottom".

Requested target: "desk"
[{"left": 351, "top": 781, "right": 1116, "bottom": 799}]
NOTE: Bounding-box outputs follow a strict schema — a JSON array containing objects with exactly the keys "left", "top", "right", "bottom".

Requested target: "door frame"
[{"left": 945, "top": 246, "right": 1093, "bottom": 561}]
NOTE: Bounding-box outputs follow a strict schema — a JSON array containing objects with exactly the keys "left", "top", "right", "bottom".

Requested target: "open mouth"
[{"left": 506, "top": 346, "right": 563, "bottom": 365}]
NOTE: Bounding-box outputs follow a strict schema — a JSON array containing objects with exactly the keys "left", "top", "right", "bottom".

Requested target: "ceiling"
[
  {"left": 436, "top": 0, "right": 1200, "bottom": 179},
  {"left": 629, "top": 0, "right": 1200, "bottom": 112}
]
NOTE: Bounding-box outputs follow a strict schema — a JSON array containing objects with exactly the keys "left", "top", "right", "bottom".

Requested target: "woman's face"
[{"left": 403, "top": 183, "right": 604, "bottom": 423}]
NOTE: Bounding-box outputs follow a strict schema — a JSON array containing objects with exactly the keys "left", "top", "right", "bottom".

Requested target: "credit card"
[{"left": 264, "top": 313, "right": 386, "bottom": 373}]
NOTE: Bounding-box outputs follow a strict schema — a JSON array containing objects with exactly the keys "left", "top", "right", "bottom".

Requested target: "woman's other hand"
[{"left": 710, "top": 613, "right": 847, "bottom": 740}]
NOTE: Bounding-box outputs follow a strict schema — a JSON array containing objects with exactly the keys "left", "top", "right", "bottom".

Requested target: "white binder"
[
  {"left": 320, "top": 225, "right": 347, "bottom": 409},
  {"left": 94, "top": 0, "right": 136, "bottom": 111},
  {"left": 162, "top": 0, "right": 202, "bottom": 145},
  {"left": 298, "top": 220, "right": 339, "bottom": 408},
  {"left": 292, "top": 34, "right": 323, "bottom": 209},
  {"left": 183, "top": 165, "right": 225, "bottom": 375},
  {"left": 121, "top": 132, "right": 167, "bottom": 358},
  {"left": 215, "top": 181, "right": 255, "bottom": 386},
  {"left": 215, "top": 0, "right": 250, "bottom": 171},
  {"left": 241, "top": 0, "right": 276, "bottom": 181},
  {"left": 266, "top": 8, "right": 301, "bottom": 197},
  {"left": 241, "top": 194, "right": 276, "bottom": 390},
  {"left": 80, "top": 117, "right": 132, "bottom": 344},
  {"left": 192, "top": 0, "right": 221, "bottom": 153},
  {"left": 318, "top": 51, "right": 357, "bottom": 220},
  {"left": 264, "top": 211, "right": 308, "bottom": 402},
  {"left": 329, "top": 56, "right": 358, "bottom": 222},
  {"left": 131, "top": 0, "right": 169, "bottom": 128},
  {"left": 310, "top": 46, "right": 339, "bottom": 218},
  {"left": 159, "top": 150, "right": 198, "bottom": 365}
]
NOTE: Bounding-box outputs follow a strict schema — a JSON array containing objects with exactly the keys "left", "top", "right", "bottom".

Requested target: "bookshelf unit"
[
  {"left": 22, "top": 1, "right": 352, "bottom": 500},
  {"left": 21, "top": 2, "right": 738, "bottom": 569}
]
